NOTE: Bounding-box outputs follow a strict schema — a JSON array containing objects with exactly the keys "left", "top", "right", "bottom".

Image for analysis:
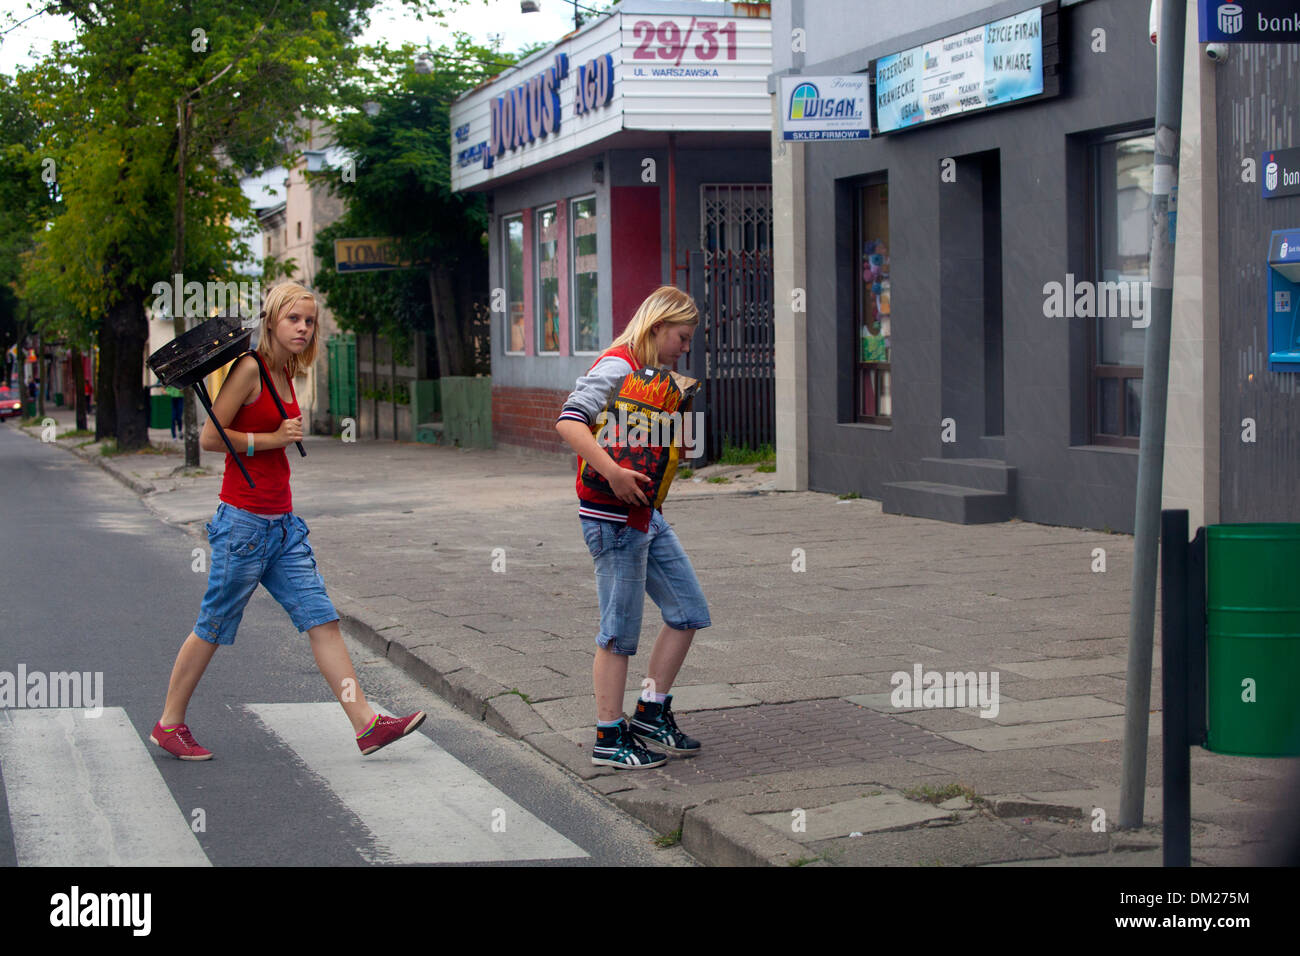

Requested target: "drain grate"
[{"left": 621, "top": 698, "right": 971, "bottom": 788}]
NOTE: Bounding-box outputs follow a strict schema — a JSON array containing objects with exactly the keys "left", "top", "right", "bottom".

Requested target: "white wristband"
[{"left": 246, "top": 432, "right": 254, "bottom": 457}]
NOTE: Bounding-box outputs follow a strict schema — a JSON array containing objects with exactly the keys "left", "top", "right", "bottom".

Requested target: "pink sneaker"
[
  {"left": 150, "top": 721, "right": 213, "bottom": 760},
  {"left": 357, "top": 712, "right": 426, "bottom": 755}
]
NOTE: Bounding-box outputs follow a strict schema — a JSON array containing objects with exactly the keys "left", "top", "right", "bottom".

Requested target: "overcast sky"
[{"left": 0, "top": 0, "right": 604, "bottom": 77}]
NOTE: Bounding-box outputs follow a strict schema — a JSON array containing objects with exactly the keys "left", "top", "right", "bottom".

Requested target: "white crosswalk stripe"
[
  {"left": 0, "top": 708, "right": 210, "bottom": 867},
  {"left": 245, "top": 703, "right": 589, "bottom": 864},
  {"left": 1, "top": 703, "right": 590, "bottom": 865}
]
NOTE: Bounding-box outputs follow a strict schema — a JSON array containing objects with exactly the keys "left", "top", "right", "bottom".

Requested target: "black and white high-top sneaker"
[
  {"left": 629, "top": 694, "right": 701, "bottom": 756},
  {"left": 591, "top": 719, "right": 668, "bottom": 769}
]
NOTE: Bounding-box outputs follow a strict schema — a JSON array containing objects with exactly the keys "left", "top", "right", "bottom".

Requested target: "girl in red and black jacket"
[
  {"left": 151, "top": 282, "right": 425, "bottom": 760},
  {"left": 555, "top": 286, "right": 712, "bottom": 770}
]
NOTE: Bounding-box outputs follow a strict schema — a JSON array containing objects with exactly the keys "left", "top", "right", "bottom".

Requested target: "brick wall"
[{"left": 492, "top": 385, "right": 572, "bottom": 453}]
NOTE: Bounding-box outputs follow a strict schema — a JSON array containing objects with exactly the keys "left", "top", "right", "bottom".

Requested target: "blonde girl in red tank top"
[{"left": 151, "top": 283, "right": 425, "bottom": 760}]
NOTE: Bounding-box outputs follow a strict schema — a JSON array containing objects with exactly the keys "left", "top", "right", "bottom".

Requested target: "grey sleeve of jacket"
[{"left": 556, "top": 353, "right": 636, "bottom": 426}]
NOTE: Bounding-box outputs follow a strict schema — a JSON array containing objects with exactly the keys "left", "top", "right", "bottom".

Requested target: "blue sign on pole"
[{"left": 1199, "top": 1, "right": 1300, "bottom": 42}]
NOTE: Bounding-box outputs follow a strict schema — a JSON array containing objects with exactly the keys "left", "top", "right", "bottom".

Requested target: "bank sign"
[
  {"left": 875, "top": 5, "right": 1045, "bottom": 133},
  {"left": 779, "top": 75, "right": 871, "bottom": 140},
  {"left": 1199, "top": 1, "right": 1300, "bottom": 42},
  {"left": 1263, "top": 147, "right": 1300, "bottom": 200}
]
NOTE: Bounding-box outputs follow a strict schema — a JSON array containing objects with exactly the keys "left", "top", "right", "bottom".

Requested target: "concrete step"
[
  {"left": 979, "top": 435, "right": 1005, "bottom": 459},
  {"left": 920, "top": 457, "right": 1016, "bottom": 494},
  {"left": 881, "top": 480, "right": 1015, "bottom": 524}
]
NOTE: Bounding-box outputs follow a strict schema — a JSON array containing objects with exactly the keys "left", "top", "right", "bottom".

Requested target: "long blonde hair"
[
  {"left": 609, "top": 285, "right": 699, "bottom": 368},
  {"left": 257, "top": 281, "right": 318, "bottom": 378}
]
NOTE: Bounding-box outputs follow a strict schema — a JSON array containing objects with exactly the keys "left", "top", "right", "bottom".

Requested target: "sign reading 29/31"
[{"left": 628, "top": 18, "right": 739, "bottom": 74}]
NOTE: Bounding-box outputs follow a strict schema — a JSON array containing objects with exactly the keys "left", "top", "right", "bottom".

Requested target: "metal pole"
[
  {"left": 1161, "top": 509, "right": 1190, "bottom": 866},
  {"left": 1120, "top": 0, "right": 1187, "bottom": 829},
  {"left": 668, "top": 132, "right": 678, "bottom": 285}
]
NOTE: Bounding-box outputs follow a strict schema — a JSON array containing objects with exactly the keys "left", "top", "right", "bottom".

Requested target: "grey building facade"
[{"left": 777, "top": 0, "right": 1165, "bottom": 531}]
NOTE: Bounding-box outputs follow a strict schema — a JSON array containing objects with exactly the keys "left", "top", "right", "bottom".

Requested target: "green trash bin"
[
  {"left": 150, "top": 393, "right": 171, "bottom": 429},
  {"left": 1205, "top": 523, "right": 1300, "bottom": 757}
]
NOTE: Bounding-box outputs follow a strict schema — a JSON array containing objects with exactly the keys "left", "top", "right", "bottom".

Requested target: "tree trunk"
[
  {"left": 95, "top": 323, "right": 116, "bottom": 441},
  {"left": 106, "top": 292, "right": 149, "bottom": 450},
  {"left": 35, "top": 330, "right": 45, "bottom": 418},
  {"left": 427, "top": 264, "right": 469, "bottom": 378},
  {"left": 71, "top": 346, "right": 87, "bottom": 431},
  {"left": 173, "top": 98, "right": 201, "bottom": 469}
]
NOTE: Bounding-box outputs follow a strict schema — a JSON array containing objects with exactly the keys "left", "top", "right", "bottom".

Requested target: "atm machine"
[{"left": 1267, "top": 229, "right": 1300, "bottom": 372}]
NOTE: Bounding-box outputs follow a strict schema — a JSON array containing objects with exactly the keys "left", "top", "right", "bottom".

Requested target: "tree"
[
  {"left": 16, "top": 0, "right": 469, "bottom": 449},
  {"left": 0, "top": 73, "right": 55, "bottom": 392},
  {"left": 313, "top": 34, "right": 524, "bottom": 379}
]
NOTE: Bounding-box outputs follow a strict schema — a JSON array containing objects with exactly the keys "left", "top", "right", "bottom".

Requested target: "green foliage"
[
  {"left": 311, "top": 33, "right": 521, "bottom": 371},
  {"left": 718, "top": 439, "right": 775, "bottom": 465},
  {"left": 7, "top": 0, "right": 473, "bottom": 445},
  {"left": 902, "top": 783, "right": 982, "bottom": 806},
  {"left": 652, "top": 828, "right": 682, "bottom": 848}
]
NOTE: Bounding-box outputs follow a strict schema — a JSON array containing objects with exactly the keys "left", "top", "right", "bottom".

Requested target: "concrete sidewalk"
[{"left": 15, "top": 410, "right": 1295, "bottom": 866}]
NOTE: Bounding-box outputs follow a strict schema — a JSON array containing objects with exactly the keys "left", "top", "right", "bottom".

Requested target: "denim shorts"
[
  {"left": 581, "top": 510, "right": 711, "bottom": 656},
  {"left": 194, "top": 502, "right": 339, "bottom": 645}
]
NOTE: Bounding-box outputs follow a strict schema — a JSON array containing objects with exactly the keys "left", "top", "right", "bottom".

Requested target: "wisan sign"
[{"left": 486, "top": 52, "right": 615, "bottom": 169}]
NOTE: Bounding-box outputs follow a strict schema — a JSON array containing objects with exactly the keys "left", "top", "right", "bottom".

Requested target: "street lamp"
[{"left": 520, "top": 0, "right": 602, "bottom": 31}]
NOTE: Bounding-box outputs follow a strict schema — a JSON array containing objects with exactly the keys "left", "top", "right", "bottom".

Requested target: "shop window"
[
  {"left": 1088, "top": 131, "right": 1153, "bottom": 447},
  {"left": 571, "top": 196, "right": 599, "bottom": 353},
  {"left": 854, "top": 178, "right": 891, "bottom": 423},
  {"left": 503, "top": 214, "right": 525, "bottom": 353},
  {"left": 536, "top": 204, "right": 560, "bottom": 353}
]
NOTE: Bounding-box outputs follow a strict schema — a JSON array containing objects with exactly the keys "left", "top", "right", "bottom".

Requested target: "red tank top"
[{"left": 218, "top": 356, "right": 299, "bottom": 514}]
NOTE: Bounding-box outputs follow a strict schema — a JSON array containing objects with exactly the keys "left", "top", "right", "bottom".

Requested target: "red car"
[{"left": 0, "top": 387, "right": 24, "bottom": 420}]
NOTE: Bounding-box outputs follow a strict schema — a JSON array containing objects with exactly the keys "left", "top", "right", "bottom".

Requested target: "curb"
[
  {"left": 334, "top": 606, "right": 797, "bottom": 865},
  {"left": 15, "top": 424, "right": 158, "bottom": 495}
]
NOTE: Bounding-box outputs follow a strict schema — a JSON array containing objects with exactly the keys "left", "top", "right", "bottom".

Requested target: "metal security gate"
[{"left": 681, "top": 184, "right": 774, "bottom": 461}]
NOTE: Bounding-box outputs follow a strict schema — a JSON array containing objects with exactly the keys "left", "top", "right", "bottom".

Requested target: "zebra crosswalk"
[
  {"left": 0, "top": 708, "right": 210, "bottom": 867},
  {"left": 0, "top": 704, "right": 589, "bottom": 866}
]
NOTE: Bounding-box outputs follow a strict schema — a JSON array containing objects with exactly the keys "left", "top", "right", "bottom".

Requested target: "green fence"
[{"left": 327, "top": 333, "right": 357, "bottom": 426}]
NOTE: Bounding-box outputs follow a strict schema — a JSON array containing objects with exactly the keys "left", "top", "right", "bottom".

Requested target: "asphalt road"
[{"left": 0, "top": 423, "right": 696, "bottom": 867}]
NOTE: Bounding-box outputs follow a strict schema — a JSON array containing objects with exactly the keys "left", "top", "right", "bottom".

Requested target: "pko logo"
[
  {"left": 1218, "top": 3, "right": 1244, "bottom": 34},
  {"left": 788, "top": 82, "right": 862, "bottom": 121},
  {"left": 1267, "top": 160, "right": 1279, "bottom": 191}
]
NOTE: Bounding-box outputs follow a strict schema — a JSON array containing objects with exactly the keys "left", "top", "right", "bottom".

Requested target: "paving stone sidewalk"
[{"left": 18, "top": 410, "right": 1297, "bottom": 867}]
